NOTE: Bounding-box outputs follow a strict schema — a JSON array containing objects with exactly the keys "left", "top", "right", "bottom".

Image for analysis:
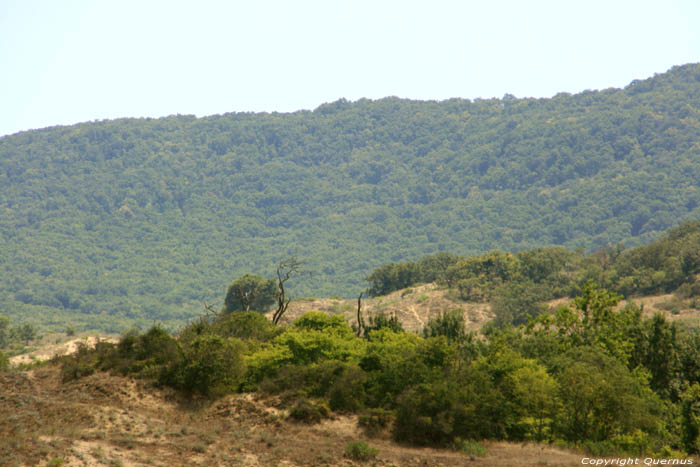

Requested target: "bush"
[
  {"left": 491, "top": 281, "right": 547, "bottom": 327},
  {"left": 328, "top": 365, "right": 367, "bottom": 412},
  {"left": 0, "top": 350, "right": 9, "bottom": 371},
  {"left": 363, "top": 312, "right": 404, "bottom": 338},
  {"left": 452, "top": 438, "right": 487, "bottom": 457},
  {"left": 344, "top": 441, "right": 379, "bottom": 461},
  {"left": 258, "top": 360, "right": 367, "bottom": 413},
  {"left": 393, "top": 382, "right": 464, "bottom": 446},
  {"left": 358, "top": 408, "right": 392, "bottom": 437},
  {"left": 367, "top": 261, "right": 422, "bottom": 296},
  {"left": 423, "top": 309, "right": 466, "bottom": 343},
  {"left": 173, "top": 335, "right": 247, "bottom": 397},
  {"left": 104, "top": 326, "right": 184, "bottom": 377},
  {"left": 259, "top": 364, "right": 312, "bottom": 395},
  {"left": 60, "top": 342, "right": 96, "bottom": 382},
  {"left": 211, "top": 311, "right": 280, "bottom": 341},
  {"left": 288, "top": 398, "right": 330, "bottom": 424}
]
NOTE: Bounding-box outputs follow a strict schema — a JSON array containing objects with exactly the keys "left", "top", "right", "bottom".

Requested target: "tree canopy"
[
  {"left": 223, "top": 274, "right": 277, "bottom": 314},
  {"left": 1, "top": 64, "right": 700, "bottom": 331}
]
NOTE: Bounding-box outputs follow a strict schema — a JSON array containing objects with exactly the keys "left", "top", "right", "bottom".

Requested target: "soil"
[
  {"left": 274, "top": 283, "right": 494, "bottom": 334},
  {"left": 0, "top": 365, "right": 586, "bottom": 466}
]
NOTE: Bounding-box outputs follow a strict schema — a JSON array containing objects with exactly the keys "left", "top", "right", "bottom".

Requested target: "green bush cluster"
[
  {"left": 55, "top": 278, "right": 700, "bottom": 457},
  {"left": 0, "top": 315, "right": 39, "bottom": 352},
  {"left": 0, "top": 350, "right": 9, "bottom": 371},
  {"left": 367, "top": 221, "right": 700, "bottom": 327},
  {"left": 288, "top": 398, "right": 330, "bottom": 424},
  {"left": 344, "top": 441, "right": 379, "bottom": 462}
]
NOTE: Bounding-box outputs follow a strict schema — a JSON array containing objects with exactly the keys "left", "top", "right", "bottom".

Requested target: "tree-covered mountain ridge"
[{"left": 2, "top": 63, "right": 700, "bottom": 332}]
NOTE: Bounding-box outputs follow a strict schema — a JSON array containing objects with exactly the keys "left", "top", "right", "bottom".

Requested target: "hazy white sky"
[{"left": 1, "top": 0, "right": 699, "bottom": 137}]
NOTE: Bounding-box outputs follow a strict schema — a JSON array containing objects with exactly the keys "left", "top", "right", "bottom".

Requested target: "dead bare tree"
[
  {"left": 202, "top": 301, "right": 220, "bottom": 318},
  {"left": 356, "top": 291, "right": 366, "bottom": 337},
  {"left": 272, "top": 256, "right": 308, "bottom": 325}
]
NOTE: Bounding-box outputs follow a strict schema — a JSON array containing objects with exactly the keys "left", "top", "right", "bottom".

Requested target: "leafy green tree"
[
  {"left": 552, "top": 347, "right": 664, "bottom": 444},
  {"left": 511, "top": 363, "right": 559, "bottom": 441},
  {"left": 528, "top": 281, "right": 642, "bottom": 364},
  {"left": 362, "top": 311, "right": 403, "bottom": 339},
  {"left": 14, "top": 323, "right": 37, "bottom": 345},
  {"left": 423, "top": 309, "right": 467, "bottom": 343},
  {"left": 0, "top": 315, "right": 9, "bottom": 348},
  {"left": 637, "top": 314, "right": 681, "bottom": 400},
  {"left": 491, "top": 281, "right": 548, "bottom": 327},
  {"left": 367, "top": 262, "right": 422, "bottom": 296},
  {"left": 681, "top": 383, "right": 700, "bottom": 454},
  {"left": 223, "top": 274, "right": 277, "bottom": 313}
]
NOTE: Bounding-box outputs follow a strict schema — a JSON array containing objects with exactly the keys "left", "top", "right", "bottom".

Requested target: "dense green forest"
[{"left": 1, "top": 63, "right": 700, "bottom": 332}]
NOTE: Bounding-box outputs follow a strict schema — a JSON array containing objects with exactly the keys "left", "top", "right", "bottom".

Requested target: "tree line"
[{"left": 367, "top": 221, "right": 700, "bottom": 326}]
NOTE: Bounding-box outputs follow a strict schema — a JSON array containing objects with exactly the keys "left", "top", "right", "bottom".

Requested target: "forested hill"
[{"left": 2, "top": 63, "right": 700, "bottom": 332}]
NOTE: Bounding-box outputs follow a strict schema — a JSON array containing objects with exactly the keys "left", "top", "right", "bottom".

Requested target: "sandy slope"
[{"left": 0, "top": 366, "right": 585, "bottom": 466}]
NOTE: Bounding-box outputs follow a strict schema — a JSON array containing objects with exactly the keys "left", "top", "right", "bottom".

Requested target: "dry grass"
[
  {"left": 0, "top": 365, "right": 589, "bottom": 466},
  {"left": 274, "top": 283, "right": 494, "bottom": 333},
  {"left": 9, "top": 335, "right": 119, "bottom": 366}
]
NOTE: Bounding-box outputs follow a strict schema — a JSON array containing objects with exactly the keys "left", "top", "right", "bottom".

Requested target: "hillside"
[
  {"left": 277, "top": 285, "right": 700, "bottom": 334},
  {"left": 0, "top": 366, "right": 586, "bottom": 466},
  {"left": 2, "top": 63, "right": 700, "bottom": 332},
  {"left": 276, "top": 283, "right": 493, "bottom": 333},
  {"left": 4, "top": 281, "right": 700, "bottom": 464}
]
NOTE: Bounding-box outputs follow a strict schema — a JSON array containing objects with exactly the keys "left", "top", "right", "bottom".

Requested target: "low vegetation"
[
  {"left": 368, "top": 221, "right": 700, "bottom": 326},
  {"left": 43, "top": 279, "right": 700, "bottom": 458},
  {"left": 3, "top": 221, "right": 700, "bottom": 462}
]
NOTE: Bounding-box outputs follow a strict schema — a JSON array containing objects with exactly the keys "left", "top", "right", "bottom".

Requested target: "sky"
[{"left": 1, "top": 0, "right": 699, "bottom": 137}]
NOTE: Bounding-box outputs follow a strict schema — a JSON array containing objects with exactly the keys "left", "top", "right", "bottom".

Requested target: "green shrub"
[
  {"left": 258, "top": 360, "right": 367, "bottom": 412},
  {"left": 328, "top": 365, "right": 366, "bottom": 412},
  {"left": 60, "top": 342, "right": 96, "bottom": 382},
  {"left": 344, "top": 441, "right": 379, "bottom": 461},
  {"left": 491, "top": 281, "right": 548, "bottom": 327},
  {"left": 100, "top": 326, "right": 184, "bottom": 378},
  {"left": 358, "top": 408, "right": 392, "bottom": 437},
  {"left": 0, "top": 350, "right": 9, "bottom": 371},
  {"left": 246, "top": 315, "right": 365, "bottom": 386},
  {"left": 675, "top": 281, "right": 700, "bottom": 298},
  {"left": 452, "top": 438, "right": 487, "bottom": 457},
  {"left": 173, "top": 335, "right": 247, "bottom": 397},
  {"left": 259, "top": 364, "right": 311, "bottom": 395},
  {"left": 363, "top": 312, "right": 404, "bottom": 338},
  {"left": 288, "top": 398, "right": 330, "bottom": 424},
  {"left": 293, "top": 312, "right": 352, "bottom": 333},
  {"left": 211, "top": 311, "right": 280, "bottom": 341},
  {"left": 423, "top": 309, "right": 466, "bottom": 343}
]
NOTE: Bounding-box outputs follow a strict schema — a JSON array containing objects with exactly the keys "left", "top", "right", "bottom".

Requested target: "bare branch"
[
  {"left": 202, "top": 301, "right": 220, "bottom": 317},
  {"left": 272, "top": 256, "right": 309, "bottom": 325},
  {"left": 356, "top": 291, "right": 365, "bottom": 337}
]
